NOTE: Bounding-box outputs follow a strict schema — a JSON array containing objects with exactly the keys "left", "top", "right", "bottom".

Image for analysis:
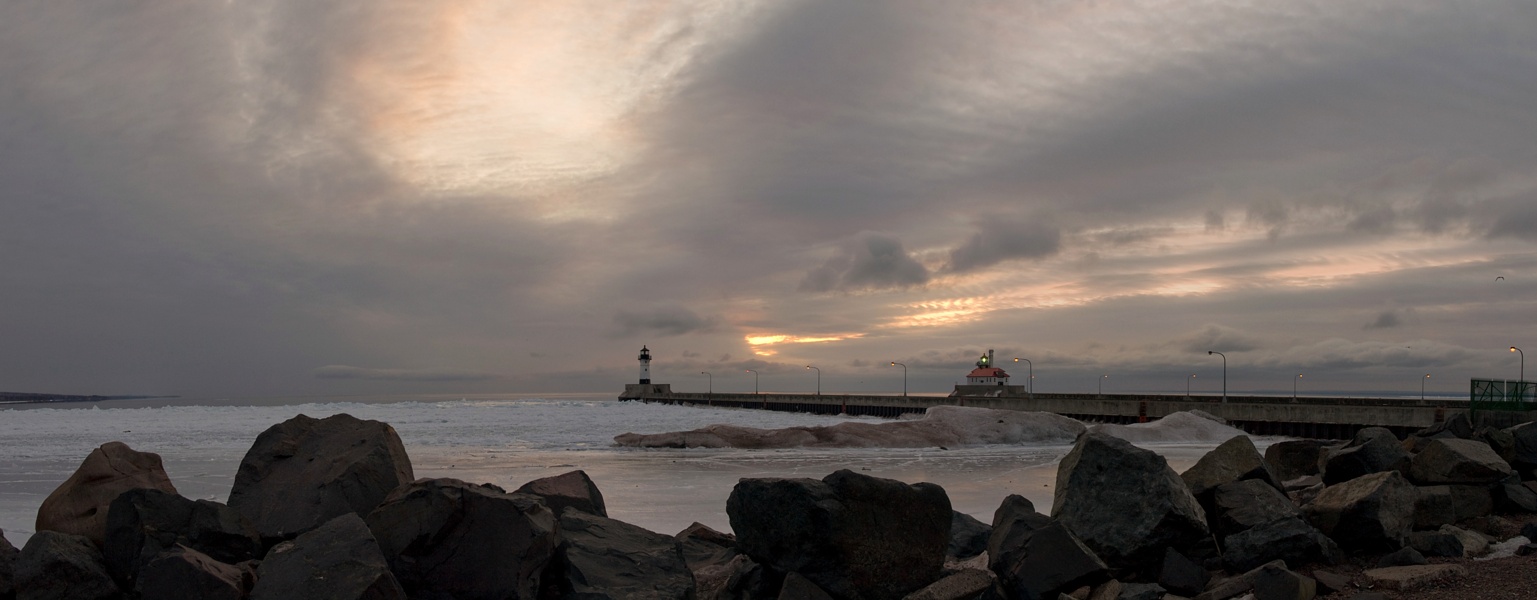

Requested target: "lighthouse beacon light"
[{"left": 638, "top": 345, "right": 652, "bottom": 384}]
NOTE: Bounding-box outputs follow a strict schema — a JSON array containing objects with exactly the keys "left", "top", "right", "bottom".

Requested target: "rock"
[
  {"left": 1446, "top": 484, "right": 1495, "bottom": 520},
  {"left": 1374, "top": 546, "right": 1426, "bottom": 567},
  {"left": 1518, "top": 543, "right": 1537, "bottom": 556},
  {"left": 2, "top": 529, "right": 18, "bottom": 600},
  {"left": 1210, "top": 479, "right": 1300, "bottom": 540},
  {"left": 1436, "top": 525, "right": 1489, "bottom": 557},
  {"left": 1459, "top": 514, "right": 1517, "bottom": 539},
  {"left": 1308, "top": 570, "right": 1350, "bottom": 596},
  {"left": 1303, "top": 470, "right": 1415, "bottom": 553},
  {"left": 35, "top": 442, "right": 178, "bottom": 547},
  {"left": 780, "top": 572, "right": 836, "bottom": 600},
  {"left": 1285, "top": 479, "right": 1325, "bottom": 508},
  {"left": 901, "top": 569, "right": 996, "bottom": 600},
  {"left": 13, "top": 531, "right": 120, "bottom": 600},
  {"left": 1116, "top": 583, "right": 1164, "bottom": 600},
  {"left": 1509, "top": 422, "right": 1537, "bottom": 471},
  {"left": 1415, "top": 412, "right": 1473, "bottom": 440},
  {"left": 228, "top": 413, "right": 414, "bottom": 543},
  {"left": 550, "top": 509, "right": 696, "bottom": 600},
  {"left": 1476, "top": 426, "right": 1517, "bottom": 462},
  {"left": 365, "top": 478, "right": 556, "bottom": 600},
  {"left": 1245, "top": 561, "right": 1315, "bottom": 600},
  {"left": 676, "top": 522, "right": 738, "bottom": 571},
  {"left": 1408, "top": 438, "right": 1513, "bottom": 484},
  {"left": 729, "top": 469, "right": 951, "bottom": 600},
  {"left": 1404, "top": 531, "right": 1463, "bottom": 558},
  {"left": 1320, "top": 428, "right": 1410, "bottom": 486},
  {"left": 1360, "top": 564, "right": 1465, "bottom": 592},
  {"left": 987, "top": 503, "right": 1107, "bottom": 600},
  {"left": 949, "top": 511, "right": 992, "bottom": 561},
  {"left": 1182, "top": 436, "right": 1283, "bottom": 510},
  {"left": 249, "top": 513, "right": 404, "bottom": 600},
  {"left": 1522, "top": 522, "right": 1537, "bottom": 542},
  {"left": 1085, "top": 580, "right": 1120, "bottom": 600},
  {"left": 1222, "top": 517, "right": 1341, "bottom": 573},
  {"left": 1264, "top": 441, "right": 1328, "bottom": 483},
  {"left": 1158, "top": 548, "right": 1208, "bottom": 598},
  {"left": 514, "top": 469, "right": 608, "bottom": 518},
  {"left": 1052, "top": 433, "right": 1209, "bottom": 574},
  {"left": 134, "top": 546, "right": 248, "bottom": 600},
  {"left": 1411, "top": 486, "right": 1456, "bottom": 530},
  {"left": 102, "top": 488, "right": 260, "bottom": 589},
  {"left": 1495, "top": 474, "right": 1537, "bottom": 513}
]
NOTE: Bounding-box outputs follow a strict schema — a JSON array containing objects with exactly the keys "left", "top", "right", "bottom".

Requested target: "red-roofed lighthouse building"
[{"left": 966, "top": 349, "right": 1010, "bottom": 385}]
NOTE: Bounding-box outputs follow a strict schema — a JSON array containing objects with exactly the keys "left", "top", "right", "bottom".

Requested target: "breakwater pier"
[{"left": 619, "top": 383, "right": 1535, "bottom": 438}]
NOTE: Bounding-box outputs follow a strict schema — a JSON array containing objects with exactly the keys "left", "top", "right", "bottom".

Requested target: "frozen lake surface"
[{"left": 0, "top": 394, "right": 1271, "bottom": 546}]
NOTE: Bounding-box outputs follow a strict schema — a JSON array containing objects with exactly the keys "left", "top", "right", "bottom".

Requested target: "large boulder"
[
  {"left": 1304, "top": 470, "right": 1416, "bottom": 553},
  {"left": 1209, "top": 479, "right": 1299, "bottom": 540},
  {"left": 134, "top": 546, "right": 250, "bottom": 600},
  {"left": 1412, "top": 486, "right": 1457, "bottom": 530},
  {"left": 1407, "top": 438, "right": 1513, "bottom": 485},
  {"left": 249, "top": 513, "right": 404, "bottom": 600},
  {"left": 1320, "top": 428, "right": 1410, "bottom": 485},
  {"left": 102, "top": 488, "right": 260, "bottom": 589},
  {"left": 675, "top": 522, "right": 738, "bottom": 571},
  {"left": 1052, "top": 432, "right": 1208, "bottom": 574},
  {"left": 1404, "top": 530, "right": 1463, "bottom": 558},
  {"left": 228, "top": 413, "right": 414, "bottom": 543},
  {"left": 548, "top": 509, "right": 696, "bottom": 600},
  {"left": 948, "top": 511, "right": 991, "bottom": 561},
  {"left": 728, "top": 469, "right": 951, "bottom": 600},
  {"left": 514, "top": 469, "right": 608, "bottom": 518},
  {"left": 1, "top": 529, "right": 18, "bottom": 600},
  {"left": 13, "top": 531, "right": 120, "bottom": 600},
  {"left": 1510, "top": 423, "right": 1537, "bottom": 472},
  {"left": 986, "top": 495, "right": 1106, "bottom": 600},
  {"left": 364, "top": 478, "right": 556, "bottom": 600},
  {"left": 1181, "top": 435, "right": 1282, "bottom": 510},
  {"left": 1476, "top": 426, "right": 1517, "bottom": 462},
  {"left": 1496, "top": 474, "right": 1537, "bottom": 513},
  {"left": 1263, "top": 440, "right": 1328, "bottom": 482},
  {"left": 1446, "top": 484, "right": 1495, "bottom": 521},
  {"left": 35, "top": 442, "right": 178, "bottom": 547},
  {"left": 1221, "top": 516, "right": 1342, "bottom": 572},
  {"left": 1157, "top": 548, "right": 1207, "bottom": 598}
]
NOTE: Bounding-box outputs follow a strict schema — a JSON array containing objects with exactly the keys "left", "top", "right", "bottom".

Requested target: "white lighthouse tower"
[{"left": 638, "top": 345, "right": 652, "bottom": 384}]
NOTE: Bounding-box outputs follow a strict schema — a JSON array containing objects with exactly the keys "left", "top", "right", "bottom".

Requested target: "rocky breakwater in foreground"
[{"left": 2, "top": 411, "right": 1536, "bottom": 600}]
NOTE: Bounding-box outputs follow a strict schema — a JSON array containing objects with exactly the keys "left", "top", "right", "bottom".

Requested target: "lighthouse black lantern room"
[{"left": 638, "top": 345, "right": 652, "bottom": 384}]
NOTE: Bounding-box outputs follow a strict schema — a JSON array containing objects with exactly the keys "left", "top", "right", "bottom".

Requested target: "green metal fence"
[{"left": 1470, "top": 378, "right": 1535, "bottom": 415}]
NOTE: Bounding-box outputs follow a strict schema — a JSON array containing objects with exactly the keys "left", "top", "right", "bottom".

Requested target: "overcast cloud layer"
[{"left": 4, "top": 1, "right": 1537, "bottom": 398}]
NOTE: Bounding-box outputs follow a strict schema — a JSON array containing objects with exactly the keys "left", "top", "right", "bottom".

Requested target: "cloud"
[
  {"left": 1364, "top": 310, "right": 1401, "bottom": 330},
  {"left": 312, "top": 365, "right": 497, "bottom": 382},
  {"left": 945, "top": 219, "right": 1061, "bottom": 273},
  {"left": 612, "top": 307, "right": 719, "bottom": 337},
  {"left": 1179, "top": 324, "right": 1262, "bottom": 353},
  {"left": 800, "top": 232, "right": 929, "bottom": 292}
]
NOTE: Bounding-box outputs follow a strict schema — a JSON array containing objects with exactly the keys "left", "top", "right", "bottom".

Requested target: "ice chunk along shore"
[
  {"left": 612, "top": 405, "right": 1086, "bottom": 449},
  {"left": 1087, "top": 410, "right": 1248, "bottom": 444}
]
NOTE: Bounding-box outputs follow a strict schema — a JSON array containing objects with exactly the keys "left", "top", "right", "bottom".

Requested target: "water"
[{"left": 0, "top": 394, "right": 1266, "bottom": 547}]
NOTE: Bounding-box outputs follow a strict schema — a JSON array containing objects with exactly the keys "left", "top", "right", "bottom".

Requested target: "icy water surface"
[{"left": 0, "top": 394, "right": 1262, "bottom": 546}]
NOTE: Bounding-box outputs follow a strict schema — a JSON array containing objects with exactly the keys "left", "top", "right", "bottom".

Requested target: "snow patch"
[
  {"left": 1087, "top": 411, "right": 1249, "bottom": 444},
  {"left": 613, "top": 405, "right": 1086, "bottom": 449}
]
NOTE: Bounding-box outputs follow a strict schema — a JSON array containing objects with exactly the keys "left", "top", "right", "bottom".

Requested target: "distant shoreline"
[{"left": 0, "top": 392, "right": 179, "bottom": 405}]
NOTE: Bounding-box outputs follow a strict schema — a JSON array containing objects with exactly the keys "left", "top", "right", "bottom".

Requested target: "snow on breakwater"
[
  {"left": 614, "top": 406, "right": 1087, "bottom": 448},
  {"left": 1087, "top": 410, "right": 1248, "bottom": 444}
]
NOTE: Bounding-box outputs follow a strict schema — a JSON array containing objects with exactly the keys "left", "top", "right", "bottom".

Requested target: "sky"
[{"left": 3, "top": 1, "right": 1537, "bottom": 399}]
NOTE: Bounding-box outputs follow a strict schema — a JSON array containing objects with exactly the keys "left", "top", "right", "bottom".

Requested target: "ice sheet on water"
[
  {"left": 1086, "top": 410, "right": 1249, "bottom": 444},
  {"left": 613, "top": 405, "right": 1087, "bottom": 448}
]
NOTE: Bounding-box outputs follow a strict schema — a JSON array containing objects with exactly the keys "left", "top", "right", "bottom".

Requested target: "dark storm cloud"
[
  {"left": 1178, "top": 325, "right": 1262, "bottom": 354},
  {"left": 313, "top": 365, "right": 497, "bottom": 382},
  {"left": 800, "top": 232, "right": 929, "bottom": 293},
  {"left": 611, "top": 307, "right": 719, "bottom": 337},
  {"left": 945, "top": 220, "right": 1062, "bottom": 273},
  {"left": 1365, "top": 310, "right": 1402, "bottom": 330}
]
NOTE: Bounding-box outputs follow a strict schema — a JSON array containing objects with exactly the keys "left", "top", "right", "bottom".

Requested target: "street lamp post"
[
  {"left": 1208, "top": 351, "right": 1227, "bottom": 402},
  {"left": 701, "top": 371, "right": 712, "bottom": 397},
  {"left": 890, "top": 362, "right": 907, "bottom": 398},
  {"left": 806, "top": 365, "right": 821, "bottom": 396},
  {"left": 1013, "top": 358, "right": 1033, "bottom": 397},
  {"left": 1513, "top": 347, "right": 1525, "bottom": 401},
  {"left": 1422, "top": 373, "right": 1430, "bottom": 400},
  {"left": 1099, "top": 374, "right": 1108, "bottom": 397},
  {"left": 746, "top": 369, "right": 758, "bottom": 394},
  {"left": 1294, "top": 373, "right": 1302, "bottom": 401},
  {"left": 1188, "top": 374, "right": 1195, "bottom": 398}
]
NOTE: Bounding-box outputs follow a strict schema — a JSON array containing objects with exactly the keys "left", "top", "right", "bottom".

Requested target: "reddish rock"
[
  {"left": 35, "top": 442, "right": 178, "bottom": 547},
  {"left": 514, "top": 469, "right": 607, "bottom": 517}
]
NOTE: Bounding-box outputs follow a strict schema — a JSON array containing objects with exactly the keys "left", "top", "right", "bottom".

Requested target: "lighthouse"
[
  {"left": 638, "top": 345, "right": 652, "bottom": 384},
  {"left": 965, "top": 349, "right": 1010, "bottom": 385}
]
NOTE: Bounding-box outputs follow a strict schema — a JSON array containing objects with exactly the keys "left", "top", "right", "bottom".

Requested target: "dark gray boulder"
[
  {"left": 1117, "top": 583, "right": 1163, "bottom": 600},
  {"left": 1209, "top": 479, "right": 1300, "bottom": 540},
  {"left": 1157, "top": 548, "right": 1208, "bottom": 598},
  {"left": 1245, "top": 560, "right": 1317, "bottom": 600},
  {"left": 1510, "top": 422, "right": 1537, "bottom": 472},
  {"left": 1405, "top": 531, "right": 1463, "bottom": 558},
  {"left": 948, "top": 511, "right": 991, "bottom": 561},
  {"left": 548, "top": 509, "right": 696, "bottom": 600},
  {"left": 2, "top": 528, "right": 18, "bottom": 600},
  {"left": 102, "top": 488, "right": 260, "bottom": 589},
  {"left": 1408, "top": 438, "right": 1513, "bottom": 485},
  {"left": 14, "top": 531, "right": 120, "bottom": 600},
  {"left": 1476, "top": 426, "right": 1517, "bottom": 462},
  {"left": 1181, "top": 435, "right": 1282, "bottom": 511},
  {"left": 1304, "top": 470, "right": 1416, "bottom": 553},
  {"left": 365, "top": 478, "right": 556, "bottom": 600},
  {"left": 1376, "top": 546, "right": 1427, "bottom": 568},
  {"left": 728, "top": 469, "right": 951, "bottom": 600},
  {"left": 1446, "top": 484, "right": 1495, "bottom": 521},
  {"left": 675, "top": 522, "right": 738, "bottom": 571},
  {"left": 779, "top": 572, "right": 834, "bottom": 600},
  {"left": 1052, "top": 433, "right": 1208, "bottom": 574},
  {"left": 1412, "top": 485, "right": 1457, "bottom": 530},
  {"left": 134, "top": 546, "right": 249, "bottom": 600},
  {"left": 514, "top": 469, "right": 607, "bottom": 518},
  {"left": 1522, "top": 522, "right": 1537, "bottom": 542},
  {"left": 1415, "top": 412, "right": 1473, "bottom": 440},
  {"left": 986, "top": 495, "right": 1106, "bottom": 600},
  {"left": 1263, "top": 440, "right": 1328, "bottom": 482},
  {"left": 1221, "top": 516, "right": 1342, "bottom": 572},
  {"left": 900, "top": 569, "right": 997, "bottom": 600},
  {"left": 1495, "top": 474, "right": 1537, "bottom": 513},
  {"left": 249, "top": 513, "right": 404, "bottom": 600},
  {"left": 1321, "top": 428, "right": 1410, "bottom": 485},
  {"left": 228, "top": 413, "right": 414, "bottom": 543}
]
